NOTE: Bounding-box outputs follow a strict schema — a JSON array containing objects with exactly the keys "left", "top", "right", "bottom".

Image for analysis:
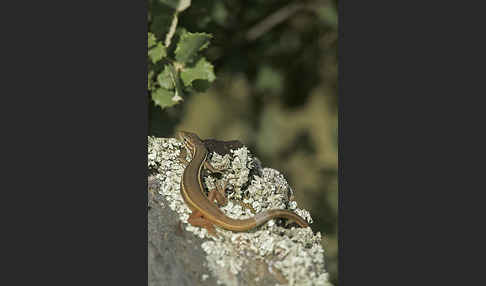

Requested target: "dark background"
[
  {"left": 6, "top": 1, "right": 476, "bottom": 286},
  {"left": 149, "top": 0, "right": 339, "bottom": 284}
]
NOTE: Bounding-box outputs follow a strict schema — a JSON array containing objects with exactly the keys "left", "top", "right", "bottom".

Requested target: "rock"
[{"left": 148, "top": 136, "right": 332, "bottom": 286}]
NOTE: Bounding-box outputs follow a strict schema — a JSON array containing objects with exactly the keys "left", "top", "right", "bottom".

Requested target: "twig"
[
  {"left": 246, "top": 3, "right": 304, "bottom": 41},
  {"left": 165, "top": 11, "right": 179, "bottom": 47}
]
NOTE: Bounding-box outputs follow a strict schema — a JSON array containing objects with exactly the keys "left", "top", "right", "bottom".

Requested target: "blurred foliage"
[{"left": 148, "top": 0, "right": 338, "bottom": 284}]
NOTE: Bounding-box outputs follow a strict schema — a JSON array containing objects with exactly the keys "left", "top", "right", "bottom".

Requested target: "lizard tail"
[
  {"left": 210, "top": 209, "right": 309, "bottom": 232},
  {"left": 254, "top": 209, "right": 309, "bottom": 228}
]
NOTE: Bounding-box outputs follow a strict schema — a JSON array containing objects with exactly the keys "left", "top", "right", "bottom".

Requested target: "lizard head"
[{"left": 176, "top": 131, "right": 202, "bottom": 154}]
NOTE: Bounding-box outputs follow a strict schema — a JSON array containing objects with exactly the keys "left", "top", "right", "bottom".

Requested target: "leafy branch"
[{"left": 148, "top": 0, "right": 216, "bottom": 109}]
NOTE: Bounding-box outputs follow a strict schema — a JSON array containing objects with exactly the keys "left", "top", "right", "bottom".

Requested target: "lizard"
[{"left": 176, "top": 130, "right": 309, "bottom": 236}]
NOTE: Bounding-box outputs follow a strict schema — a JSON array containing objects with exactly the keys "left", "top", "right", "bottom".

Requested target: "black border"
[{"left": 3, "top": 1, "right": 147, "bottom": 284}]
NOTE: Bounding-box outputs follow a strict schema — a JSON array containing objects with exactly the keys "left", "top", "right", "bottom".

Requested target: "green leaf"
[
  {"left": 157, "top": 65, "right": 175, "bottom": 90},
  {"left": 174, "top": 31, "right": 212, "bottom": 64},
  {"left": 191, "top": 80, "right": 212, "bottom": 93},
  {"left": 148, "top": 42, "right": 167, "bottom": 64},
  {"left": 148, "top": 33, "right": 157, "bottom": 49},
  {"left": 159, "top": 0, "right": 191, "bottom": 12},
  {"left": 148, "top": 70, "right": 155, "bottom": 90},
  {"left": 180, "top": 57, "right": 215, "bottom": 86},
  {"left": 151, "top": 88, "right": 179, "bottom": 108}
]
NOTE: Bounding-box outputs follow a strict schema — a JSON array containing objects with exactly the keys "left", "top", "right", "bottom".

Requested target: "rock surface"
[
  {"left": 148, "top": 136, "right": 332, "bottom": 286},
  {"left": 148, "top": 177, "right": 219, "bottom": 286}
]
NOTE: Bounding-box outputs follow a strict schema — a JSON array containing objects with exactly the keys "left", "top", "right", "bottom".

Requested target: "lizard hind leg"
[
  {"left": 207, "top": 181, "right": 228, "bottom": 206},
  {"left": 187, "top": 210, "right": 218, "bottom": 237}
]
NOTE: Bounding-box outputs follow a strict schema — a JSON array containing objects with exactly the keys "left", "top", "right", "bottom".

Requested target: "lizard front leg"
[
  {"left": 204, "top": 160, "right": 225, "bottom": 174},
  {"left": 177, "top": 148, "right": 190, "bottom": 166},
  {"left": 187, "top": 210, "right": 218, "bottom": 237}
]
